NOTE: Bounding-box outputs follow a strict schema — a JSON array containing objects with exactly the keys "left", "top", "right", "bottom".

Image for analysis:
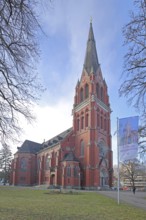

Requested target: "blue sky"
[{"left": 13, "top": 0, "right": 138, "bottom": 165}]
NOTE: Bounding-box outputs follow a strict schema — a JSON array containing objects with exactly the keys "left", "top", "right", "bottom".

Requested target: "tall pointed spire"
[{"left": 83, "top": 20, "right": 99, "bottom": 74}]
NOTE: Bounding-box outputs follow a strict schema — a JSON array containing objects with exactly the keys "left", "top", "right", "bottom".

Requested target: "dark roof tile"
[
  {"left": 43, "top": 127, "right": 73, "bottom": 149},
  {"left": 17, "top": 127, "right": 73, "bottom": 154},
  {"left": 17, "top": 140, "right": 42, "bottom": 153}
]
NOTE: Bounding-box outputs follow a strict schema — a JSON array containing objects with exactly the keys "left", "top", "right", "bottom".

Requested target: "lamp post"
[{"left": 78, "top": 172, "right": 80, "bottom": 190}]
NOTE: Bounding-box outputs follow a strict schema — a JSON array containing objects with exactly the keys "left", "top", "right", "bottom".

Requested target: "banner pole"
[{"left": 117, "top": 117, "right": 120, "bottom": 205}]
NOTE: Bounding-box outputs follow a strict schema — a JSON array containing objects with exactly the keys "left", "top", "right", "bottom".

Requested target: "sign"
[{"left": 119, "top": 116, "right": 139, "bottom": 162}]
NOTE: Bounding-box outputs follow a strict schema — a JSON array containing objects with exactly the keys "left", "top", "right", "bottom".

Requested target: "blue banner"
[{"left": 119, "top": 116, "right": 139, "bottom": 162}]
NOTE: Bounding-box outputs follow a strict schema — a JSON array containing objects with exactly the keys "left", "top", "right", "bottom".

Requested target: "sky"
[{"left": 11, "top": 0, "right": 138, "bottom": 165}]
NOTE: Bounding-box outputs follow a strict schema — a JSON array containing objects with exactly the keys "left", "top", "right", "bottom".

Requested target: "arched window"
[
  {"left": 97, "top": 113, "right": 99, "bottom": 127},
  {"left": 37, "top": 158, "right": 41, "bottom": 171},
  {"left": 77, "top": 118, "right": 80, "bottom": 131},
  {"left": 99, "top": 140, "right": 107, "bottom": 158},
  {"left": 85, "top": 114, "right": 89, "bottom": 127},
  {"left": 96, "top": 83, "right": 99, "bottom": 98},
  {"left": 20, "top": 158, "right": 27, "bottom": 171},
  {"left": 46, "top": 155, "right": 51, "bottom": 170},
  {"left": 101, "top": 116, "right": 103, "bottom": 129},
  {"left": 104, "top": 118, "right": 106, "bottom": 131},
  {"left": 80, "top": 140, "right": 84, "bottom": 156},
  {"left": 74, "top": 166, "right": 78, "bottom": 177},
  {"left": 108, "top": 119, "right": 110, "bottom": 133},
  {"left": 67, "top": 166, "right": 71, "bottom": 177},
  {"left": 81, "top": 116, "right": 84, "bottom": 129},
  {"left": 80, "top": 88, "right": 84, "bottom": 102},
  {"left": 85, "top": 84, "right": 89, "bottom": 98},
  {"left": 75, "top": 95, "right": 77, "bottom": 105},
  {"left": 101, "top": 87, "right": 104, "bottom": 102}
]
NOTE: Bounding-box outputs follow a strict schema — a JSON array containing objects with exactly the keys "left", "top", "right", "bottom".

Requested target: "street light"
[{"left": 78, "top": 172, "right": 80, "bottom": 190}]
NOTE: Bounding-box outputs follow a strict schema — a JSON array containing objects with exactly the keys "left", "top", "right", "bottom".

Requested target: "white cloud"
[{"left": 12, "top": 99, "right": 73, "bottom": 154}]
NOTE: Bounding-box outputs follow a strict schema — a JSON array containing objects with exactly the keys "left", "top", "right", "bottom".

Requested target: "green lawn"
[{"left": 0, "top": 186, "right": 145, "bottom": 220}]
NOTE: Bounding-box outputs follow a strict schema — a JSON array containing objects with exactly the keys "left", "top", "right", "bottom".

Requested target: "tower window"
[
  {"left": 80, "top": 140, "right": 84, "bottom": 156},
  {"left": 108, "top": 119, "right": 110, "bottom": 133},
  {"left": 96, "top": 83, "right": 99, "bottom": 98},
  {"left": 97, "top": 113, "right": 99, "bottom": 127},
  {"left": 77, "top": 119, "right": 80, "bottom": 131},
  {"left": 81, "top": 116, "right": 84, "bottom": 129},
  {"left": 104, "top": 118, "right": 106, "bottom": 131},
  {"left": 85, "top": 84, "right": 89, "bottom": 98},
  {"left": 85, "top": 114, "right": 89, "bottom": 127},
  {"left": 101, "top": 116, "right": 103, "bottom": 129},
  {"left": 75, "top": 95, "right": 77, "bottom": 105},
  {"left": 101, "top": 87, "right": 104, "bottom": 102},
  {"left": 80, "top": 88, "right": 84, "bottom": 102}
]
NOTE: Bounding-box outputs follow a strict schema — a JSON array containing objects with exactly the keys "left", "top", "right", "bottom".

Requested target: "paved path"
[{"left": 98, "top": 191, "right": 146, "bottom": 211}]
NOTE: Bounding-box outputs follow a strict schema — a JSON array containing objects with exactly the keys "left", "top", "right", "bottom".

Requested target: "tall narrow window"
[
  {"left": 101, "top": 87, "right": 104, "bottom": 102},
  {"left": 46, "top": 155, "right": 51, "bottom": 170},
  {"left": 85, "top": 84, "right": 89, "bottom": 98},
  {"left": 74, "top": 166, "right": 78, "bottom": 177},
  {"left": 67, "top": 166, "right": 71, "bottom": 177},
  {"left": 97, "top": 113, "right": 99, "bottom": 127},
  {"left": 81, "top": 116, "right": 84, "bottom": 129},
  {"left": 85, "top": 114, "right": 89, "bottom": 127},
  {"left": 104, "top": 118, "right": 106, "bottom": 131},
  {"left": 80, "top": 88, "right": 84, "bottom": 102},
  {"left": 96, "top": 83, "right": 99, "bottom": 98},
  {"left": 101, "top": 116, "right": 103, "bottom": 129},
  {"left": 108, "top": 119, "right": 110, "bottom": 133},
  {"left": 37, "top": 158, "right": 41, "bottom": 171},
  {"left": 20, "top": 158, "right": 27, "bottom": 171},
  {"left": 80, "top": 140, "right": 84, "bottom": 157},
  {"left": 77, "top": 119, "right": 80, "bottom": 131},
  {"left": 75, "top": 95, "right": 77, "bottom": 105}
]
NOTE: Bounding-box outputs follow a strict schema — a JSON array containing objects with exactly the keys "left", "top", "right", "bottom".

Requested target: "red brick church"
[{"left": 10, "top": 22, "right": 113, "bottom": 190}]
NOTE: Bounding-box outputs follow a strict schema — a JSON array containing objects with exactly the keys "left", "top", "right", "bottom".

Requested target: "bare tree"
[
  {"left": 120, "top": 0, "right": 146, "bottom": 114},
  {"left": 138, "top": 125, "right": 146, "bottom": 155},
  {"left": 0, "top": 143, "right": 12, "bottom": 184},
  {"left": 119, "top": 0, "right": 146, "bottom": 153},
  {"left": 120, "top": 159, "right": 141, "bottom": 190},
  {"left": 0, "top": 0, "right": 47, "bottom": 145}
]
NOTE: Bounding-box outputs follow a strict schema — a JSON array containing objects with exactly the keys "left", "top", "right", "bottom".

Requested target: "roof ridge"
[{"left": 44, "top": 127, "right": 73, "bottom": 144}]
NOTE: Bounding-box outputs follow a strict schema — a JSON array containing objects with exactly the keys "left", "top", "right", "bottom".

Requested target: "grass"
[{"left": 0, "top": 186, "right": 145, "bottom": 220}]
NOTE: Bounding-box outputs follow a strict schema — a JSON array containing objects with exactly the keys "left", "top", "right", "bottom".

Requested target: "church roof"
[
  {"left": 83, "top": 21, "right": 99, "bottom": 74},
  {"left": 16, "top": 128, "right": 73, "bottom": 154},
  {"left": 17, "top": 140, "right": 42, "bottom": 154},
  {"left": 42, "top": 127, "right": 73, "bottom": 150}
]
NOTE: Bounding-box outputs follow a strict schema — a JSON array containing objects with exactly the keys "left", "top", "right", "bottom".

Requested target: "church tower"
[{"left": 73, "top": 21, "right": 113, "bottom": 189}]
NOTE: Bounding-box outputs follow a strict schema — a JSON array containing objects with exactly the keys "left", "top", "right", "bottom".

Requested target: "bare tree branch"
[
  {"left": 0, "top": 0, "right": 48, "bottom": 145},
  {"left": 119, "top": 0, "right": 146, "bottom": 155}
]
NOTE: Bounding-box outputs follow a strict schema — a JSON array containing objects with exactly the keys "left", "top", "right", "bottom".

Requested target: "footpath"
[{"left": 98, "top": 191, "right": 146, "bottom": 211}]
